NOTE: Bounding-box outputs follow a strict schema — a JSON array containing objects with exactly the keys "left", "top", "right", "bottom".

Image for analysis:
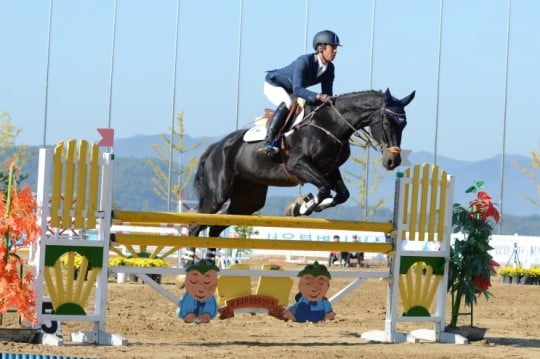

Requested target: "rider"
[{"left": 257, "top": 30, "right": 341, "bottom": 156}]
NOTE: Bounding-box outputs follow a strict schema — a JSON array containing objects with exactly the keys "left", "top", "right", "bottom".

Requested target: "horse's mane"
[
  {"left": 304, "top": 90, "right": 382, "bottom": 113},
  {"left": 336, "top": 89, "right": 383, "bottom": 99}
]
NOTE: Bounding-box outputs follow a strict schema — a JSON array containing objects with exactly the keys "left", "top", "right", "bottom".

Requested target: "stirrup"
[{"left": 257, "top": 141, "right": 279, "bottom": 156}]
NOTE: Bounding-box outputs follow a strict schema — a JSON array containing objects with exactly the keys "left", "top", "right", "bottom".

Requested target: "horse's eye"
[{"left": 387, "top": 114, "right": 406, "bottom": 128}]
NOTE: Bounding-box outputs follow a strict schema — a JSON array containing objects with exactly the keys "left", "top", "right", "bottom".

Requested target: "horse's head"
[{"left": 368, "top": 88, "right": 415, "bottom": 170}]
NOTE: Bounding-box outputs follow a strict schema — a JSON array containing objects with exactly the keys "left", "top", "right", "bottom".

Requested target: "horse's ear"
[
  {"left": 384, "top": 88, "right": 392, "bottom": 102},
  {"left": 400, "top": 91, "right": 416, "bottom": 107}
]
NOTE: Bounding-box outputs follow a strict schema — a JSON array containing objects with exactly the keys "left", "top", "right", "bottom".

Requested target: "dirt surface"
[{"left": 1, "top": 259, "right": 539, "bottom": 359}]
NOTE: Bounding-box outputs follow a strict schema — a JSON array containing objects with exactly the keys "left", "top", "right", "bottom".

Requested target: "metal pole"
[
  {"left": 233, "top": 0, "right": 244, "bottom": 130},
  {"left": 106, "top": 0, "right": 118, "bottom": 129},
  {"left": 167, "top": 0, "right": 181, "bottom": 211},
  {"left": 368, "top": 0, "right": 376, "bottom": 89},
  {"left": 499, "top": 0, "right": 512, "bottom": 234},
  {"left": 299, "top": 0, "right": 310, "bottom": 197},
  {"left": 303, "top": 0, "right": 310, "bottom": 53},
  {"left": 433, "top": 0, "right": 445, "bottom": 165},
  {"left": 42, "top": 0, "right": 54, "bottom": 147},
  {"left": 364, "top": 0, "right": 377, "bottom": 220}
]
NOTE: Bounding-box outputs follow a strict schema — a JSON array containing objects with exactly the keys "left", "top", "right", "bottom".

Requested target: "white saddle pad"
[
  {"left": 243, "top": 125, "right": 267, "bottom": 142},
  {"left": 242, "top": 109, "right": 305, "bottom": 143}
]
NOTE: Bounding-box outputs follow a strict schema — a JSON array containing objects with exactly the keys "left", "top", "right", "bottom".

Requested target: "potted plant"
[
  {"left": 0, "top": 163, "right": 40, "bottom": 341},
  {"left": 512, "top": 266, "right": 525, "bottom": 284},
  {"left": 108, "top": 256, "right": 128, "bottom": 283},
  {"left": 497, "top": 266, "right": 513, "bottom": 284},
  {"left": 529, "top": 267, "right": 540, "bottom": 285},
  {"left": 520, "top": 268, "right": 532, "bottom": 285},
  {"left": 447, "top": 181, "right": 500, "bottom": 341}
]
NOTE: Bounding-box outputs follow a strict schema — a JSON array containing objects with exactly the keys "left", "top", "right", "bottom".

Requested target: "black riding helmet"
[{"left": 312, "top": 30, "right": 341, "bottom": 50}]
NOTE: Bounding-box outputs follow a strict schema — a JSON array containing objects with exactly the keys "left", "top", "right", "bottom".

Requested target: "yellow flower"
[
  {"left": 108, "top": 256, "right": 128, "bottom": 266},
  {"left": 124, "top": 257, "right": 168, "bottom": 268},
  {"left": 497, "top": 266, "right": 513, "bottom": 276}
]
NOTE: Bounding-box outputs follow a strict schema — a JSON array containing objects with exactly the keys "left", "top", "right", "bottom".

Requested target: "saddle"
[{"left": 244, "top": 99, "right": 307, "bottom": 144}]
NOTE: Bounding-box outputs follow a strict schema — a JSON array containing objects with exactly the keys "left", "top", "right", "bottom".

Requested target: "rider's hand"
[{"left": 318, "top": 93, "right": 332, "bottom": 103}]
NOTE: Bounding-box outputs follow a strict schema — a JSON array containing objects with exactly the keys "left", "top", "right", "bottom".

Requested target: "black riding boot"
[{"left": 257, "top": 102, "right": 289, "bottom": 156}]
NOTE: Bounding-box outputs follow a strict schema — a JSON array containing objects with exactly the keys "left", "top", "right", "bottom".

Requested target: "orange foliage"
[{"left": 0, "top": 168, "right": 39, "bottom": 324}]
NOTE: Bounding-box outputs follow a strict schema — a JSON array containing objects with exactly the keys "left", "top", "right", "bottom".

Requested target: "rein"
[
  {"left": 296, "top": 101, "right": 381, "bottom": 151},
  {"left": 328, "top": 102, "right": 402, "bottom": 154}
]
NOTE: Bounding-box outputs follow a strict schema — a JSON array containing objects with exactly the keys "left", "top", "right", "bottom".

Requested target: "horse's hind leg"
[
  {"left": 184, "top": 184, "right": 232, "bottom": 267},
  {"left": 204, "top": 180, "right": 268, "bottom": 266}
]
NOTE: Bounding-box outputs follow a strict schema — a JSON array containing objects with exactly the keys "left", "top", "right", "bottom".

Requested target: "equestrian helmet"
[{"left": 313, "top": 30, "right": 341, "bottom": 50}]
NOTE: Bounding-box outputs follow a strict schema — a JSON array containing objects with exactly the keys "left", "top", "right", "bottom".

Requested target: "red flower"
[
  {"left": 469, "top": 191, "right": 500, "bottom": 223},
  {"left": 473, "top": 275, "right": 491, "bottom": 292}
]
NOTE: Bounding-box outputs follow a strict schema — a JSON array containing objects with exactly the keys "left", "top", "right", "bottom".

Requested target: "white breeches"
[{"left": 263, "top": 81, "right": 296, "bottom": 109}]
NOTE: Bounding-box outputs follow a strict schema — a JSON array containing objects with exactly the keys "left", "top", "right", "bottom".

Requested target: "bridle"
[
  {"left": 281, "top": 98, "right": 403, "bottom": 183},
  {"left": 325, "top": 101, "right": 403, "bottom": 154}
]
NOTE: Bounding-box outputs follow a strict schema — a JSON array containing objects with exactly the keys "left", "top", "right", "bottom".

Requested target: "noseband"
[{"left": 378, "top": 108, "right": 404, "bottom": 154}]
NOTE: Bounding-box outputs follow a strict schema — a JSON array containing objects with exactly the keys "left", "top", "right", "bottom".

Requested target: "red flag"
[{"left": 97, "top": 128, "right": 114, "bottom": 147}]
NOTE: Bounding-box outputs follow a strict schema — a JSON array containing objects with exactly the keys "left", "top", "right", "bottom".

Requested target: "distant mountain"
[
  {"left": 114, "top": 134, "right": 220, "bottom": 159},
  {"left": 19, "top": 134, "right": 539, "bottom": 217}
]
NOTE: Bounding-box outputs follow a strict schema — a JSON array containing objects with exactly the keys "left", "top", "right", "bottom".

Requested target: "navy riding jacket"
[{"left": 265, "top": 53, "right": 334, "bottom": 104}]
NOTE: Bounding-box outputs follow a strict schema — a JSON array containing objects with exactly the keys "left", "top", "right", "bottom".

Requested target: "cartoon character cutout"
[
  {"left": 282, "top": 261, "right": 335, "bottom": 323},
  {"left": 177, "top": 260, "right": 219, "bottom": 324}
]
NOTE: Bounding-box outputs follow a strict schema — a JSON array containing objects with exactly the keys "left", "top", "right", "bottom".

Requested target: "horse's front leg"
[
  {"left": 314, "top": 169, "right": 350, "bottom": 212},
  {"left": 285, "top": 158, "right": 333, "bottom": 216}
]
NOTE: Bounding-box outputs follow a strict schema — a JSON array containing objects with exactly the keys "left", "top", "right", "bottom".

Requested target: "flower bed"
[
  {"left": 108, "top": 256, "right": 168, "bottom": 284},
  {"left": 498, "top": 266, "right": 540, "bottom": 285}
]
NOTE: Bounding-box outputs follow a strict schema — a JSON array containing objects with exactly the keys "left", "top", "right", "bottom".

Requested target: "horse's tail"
[{"left": 193, "top": 142, "right": 218, "bottom": 201}]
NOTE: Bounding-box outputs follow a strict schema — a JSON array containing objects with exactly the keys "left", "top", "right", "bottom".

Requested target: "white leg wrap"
[
  {"left": 314, "top": 197, "right": 335, "bottom": 211},
  {"left": 299, "top": 194, "right": 318, "bottom": 215}
]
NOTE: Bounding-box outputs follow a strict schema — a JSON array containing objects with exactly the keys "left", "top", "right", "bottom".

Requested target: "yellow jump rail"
[
  {"left": 111, "top": 211, "right": 394, "bottom": 254},
  {"left": 112, "top": 210, "right": 394, "bottom": 232},
  {"left": 111, "top": 233, "right": 393, "bottom": 254}
]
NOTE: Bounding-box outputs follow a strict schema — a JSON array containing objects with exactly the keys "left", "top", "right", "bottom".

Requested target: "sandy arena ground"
[{"left": 1, "top": 258, "right": 539, "bottom": 359}]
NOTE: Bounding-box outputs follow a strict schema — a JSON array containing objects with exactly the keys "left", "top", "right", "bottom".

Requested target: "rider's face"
[{"left": 321, "top": 44, "right": 338, "bottom": 63}]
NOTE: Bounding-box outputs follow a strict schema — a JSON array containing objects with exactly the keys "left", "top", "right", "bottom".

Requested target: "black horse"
[{"left": 185, "top": 88, "right": 415, "bottom": 264}]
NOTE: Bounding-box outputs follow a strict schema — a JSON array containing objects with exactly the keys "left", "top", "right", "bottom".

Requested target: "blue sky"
[{"left": 1, "top": 0, "right": 539, "bottom": 161}]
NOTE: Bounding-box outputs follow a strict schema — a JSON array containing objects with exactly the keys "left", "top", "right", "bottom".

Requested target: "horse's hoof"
[
  {"left": 285, "top": 195, "right": 307, "bottom": 216},
  {"left": 285, "top": 204, "right": 301, "bottom": 216},
  {"left": 285, "top": 203, "right": 295, "bottom": 216}
]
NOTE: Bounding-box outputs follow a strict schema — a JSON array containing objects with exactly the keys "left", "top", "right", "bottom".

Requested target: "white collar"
[{"left": 316, "top": 54, "right": 328, "bottom": 77}]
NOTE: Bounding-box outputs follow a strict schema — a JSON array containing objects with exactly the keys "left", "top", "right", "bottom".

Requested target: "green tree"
[
  {"left": 344, "top": 142, "right": 391, "bottom": 220},
  {"left": 146, "top": 113, "right": 208, "bottom": 210},
  {"left": 233, "top": 224, "right": 259, "bottom": 239},
  {"left": 230, "top": 213, "right": 258, "bottom": 260},
  {"left": 0, "top": 113, "right": 32, "bottom": 192},
  {"left": 513, "top": 143, "right": 540, "bottom": 208}
]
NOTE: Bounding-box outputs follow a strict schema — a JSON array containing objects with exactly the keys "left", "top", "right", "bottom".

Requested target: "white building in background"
[
  {"left": 488, "top": 235, "right": 540, "bottom": 268},
  {"left": 232, "top": 227, "right": 389, "bottom": 261}
]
